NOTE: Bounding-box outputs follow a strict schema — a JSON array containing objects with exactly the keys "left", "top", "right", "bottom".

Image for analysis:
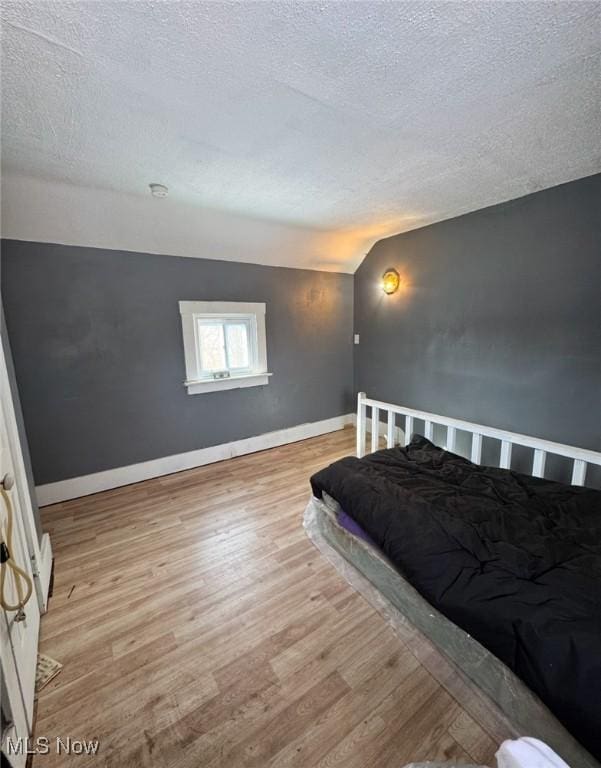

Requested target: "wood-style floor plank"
[{"left": 35, "top": 427, "right": 507, "bottom": 767}]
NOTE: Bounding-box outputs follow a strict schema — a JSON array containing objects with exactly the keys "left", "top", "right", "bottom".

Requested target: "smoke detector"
[{"left": 149, "top": 183, "right": 168, "bottom": 198}]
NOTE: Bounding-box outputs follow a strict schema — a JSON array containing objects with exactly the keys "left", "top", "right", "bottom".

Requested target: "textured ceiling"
[{"left": 1, "top": 1, "right": 600, "bottom": 271}]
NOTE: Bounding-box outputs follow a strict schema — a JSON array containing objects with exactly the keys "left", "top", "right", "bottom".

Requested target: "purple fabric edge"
[{"left": 336, "top": 508, "right": 375, "bottom": 545}]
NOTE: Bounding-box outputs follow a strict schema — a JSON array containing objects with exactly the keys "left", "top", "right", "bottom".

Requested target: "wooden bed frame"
[{"left": 356, "top": 392, "right": 601, "bottom": 485}]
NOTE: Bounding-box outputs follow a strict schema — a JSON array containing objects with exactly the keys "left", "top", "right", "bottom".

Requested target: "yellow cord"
[{"left": 0, "top": 487, "right": 33, "bottom": 613}]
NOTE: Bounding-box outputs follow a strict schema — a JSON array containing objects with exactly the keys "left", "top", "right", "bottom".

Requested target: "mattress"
[{"left": 310, "top": 436, "right": 601, "bottom": 763}]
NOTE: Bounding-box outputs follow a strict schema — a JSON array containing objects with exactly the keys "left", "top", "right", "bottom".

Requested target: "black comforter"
[{"left": 311, "top": 436, "right": 601, "bottom": 759}]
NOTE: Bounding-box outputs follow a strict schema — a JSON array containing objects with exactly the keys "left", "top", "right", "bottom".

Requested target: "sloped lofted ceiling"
[{"left": 1, "top": 1, "right": 600, "bottom": 272}]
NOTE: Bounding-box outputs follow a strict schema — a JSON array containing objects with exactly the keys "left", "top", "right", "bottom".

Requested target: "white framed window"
[{"left": 179, "top": 301, "right": 271, "bottom": 394}]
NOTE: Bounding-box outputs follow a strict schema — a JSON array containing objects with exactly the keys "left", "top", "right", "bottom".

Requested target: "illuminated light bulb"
[{"left": 382, "top": 268, "right": 400, "bottom": 295}]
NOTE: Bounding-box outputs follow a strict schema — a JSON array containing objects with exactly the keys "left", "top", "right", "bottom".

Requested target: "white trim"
[
  {"left": 356, "top": 393, "right": 601, "bottom": 486},
  {"left": 184, "top": 372, "right": 272, "bottom": 394},
  {"left": 179, "top": 301, "right": 266, "bottom": 317},
  {"left": 36, "top": 413, "right": 354, "bottom": 506},
  {"left": 179, "top": 300, "right": 268, "bottom": 394}
]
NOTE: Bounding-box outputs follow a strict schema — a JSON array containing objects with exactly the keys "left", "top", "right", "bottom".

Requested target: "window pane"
[
  {"left": 225, "top": 323, "right": 250, "bottom": 369},
  {"left": 198, "top": 323, "right": 226, "bottom": 372}
]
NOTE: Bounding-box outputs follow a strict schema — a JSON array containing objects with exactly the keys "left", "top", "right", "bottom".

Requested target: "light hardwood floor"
[{"left": 36, "top": 427, "right": 507, "bottom": 767}]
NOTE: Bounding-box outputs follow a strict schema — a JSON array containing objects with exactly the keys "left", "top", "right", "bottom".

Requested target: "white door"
[
  {"left": 1, "top": 345, "right": 41, "bottom": 766},
  {"left": 0, "top": 343, "right": 52, "bottom": 614},
  {"left": 1, "top": 617, "right": 31, "bottom": 768}
]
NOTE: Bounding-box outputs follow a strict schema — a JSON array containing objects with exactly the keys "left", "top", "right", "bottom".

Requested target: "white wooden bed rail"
[{"left": 356, "top": 392, "right": 601, "bottom": 487}]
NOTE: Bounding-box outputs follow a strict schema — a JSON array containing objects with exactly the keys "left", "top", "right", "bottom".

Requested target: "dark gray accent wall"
[
  {"left": 3, "top": 173, "right": 599, "bottom": 493},
  {"left": 355, "top": 174, "right": 601, "bottom": 481},
  {"left": 1, "top": 242, "right": 353, "bottom": 486}
]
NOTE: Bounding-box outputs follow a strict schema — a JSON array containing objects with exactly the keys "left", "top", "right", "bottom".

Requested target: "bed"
[{"left": 306, "top": 393, "right": 601, "bottom": 768}]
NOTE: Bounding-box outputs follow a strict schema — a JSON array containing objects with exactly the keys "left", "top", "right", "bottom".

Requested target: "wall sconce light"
[{"left": 382, "top": 268, "right": 400, "bottom": 295}]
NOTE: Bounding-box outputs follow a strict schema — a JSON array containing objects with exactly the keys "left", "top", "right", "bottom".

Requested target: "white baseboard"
[{"left": 36, "top": 413, "right": 354, "bottom": 506}]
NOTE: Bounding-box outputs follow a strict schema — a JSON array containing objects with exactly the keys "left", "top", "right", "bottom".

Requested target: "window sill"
[{"left": 184, "top": 372, "right": 272, "bottom": 395}]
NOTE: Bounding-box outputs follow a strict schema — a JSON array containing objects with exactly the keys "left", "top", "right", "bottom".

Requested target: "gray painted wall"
[
  {"left": 1, "top": 242, "right": 353, "bottom": 485},
  {"left": 2, "top": 173, "right": 599, "bottom": 494},
  {"left": 355, "top": 174, "right": 601, "bottom": 483}
]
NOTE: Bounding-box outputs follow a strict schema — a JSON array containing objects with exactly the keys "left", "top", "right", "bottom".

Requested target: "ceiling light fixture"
[{"left": 149, "top": 183, "right": 168, "bottom": 198}]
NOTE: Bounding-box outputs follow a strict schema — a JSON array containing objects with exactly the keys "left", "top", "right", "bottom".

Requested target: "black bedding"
[{"left": 310, "top": 436, "right": 601, "bottom": 760}]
